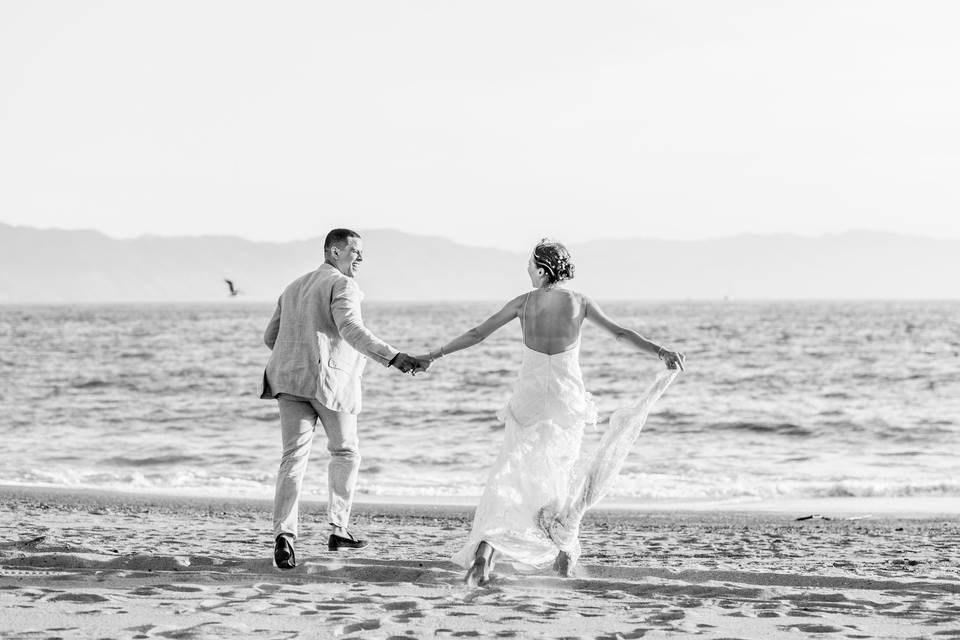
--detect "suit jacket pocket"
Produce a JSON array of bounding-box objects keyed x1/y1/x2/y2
[
  {"x1": 327, "y1": 356, "x2": 366, "y2": 378},
  {"x1": 326, "y1": 337, "x2": 363, "y2": 378},
  {"x1": 316, "y1": 332, "x2": 364, "y2": 414}
]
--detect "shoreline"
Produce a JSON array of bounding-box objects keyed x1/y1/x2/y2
[{"x1": 2, "y1": 483, "x2": 958, "y2": 519}]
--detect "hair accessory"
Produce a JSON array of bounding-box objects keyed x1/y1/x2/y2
[{"x1": 534, "y1": 239, "x2": 574, "y2": 283}]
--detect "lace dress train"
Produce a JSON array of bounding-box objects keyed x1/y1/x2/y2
[
  {"x1": 537, "y1": 368, "x2": 680, "y2": 566},
  {"x1": 451, "y1": 338, "x2": 679, "y2": 570}
]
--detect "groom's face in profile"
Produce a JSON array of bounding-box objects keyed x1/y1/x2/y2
[{"x1": 331, "y1": 237, "x2": 364, "y2": 278}]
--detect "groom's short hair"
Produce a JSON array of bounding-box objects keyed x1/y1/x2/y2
[{"x1": 324, "y1": 228, "x2": 361, "y2": 250}]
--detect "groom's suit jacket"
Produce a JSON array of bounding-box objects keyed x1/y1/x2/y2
[{"x1": 260, "y1": 263, "x2": 398, "y2": 415}]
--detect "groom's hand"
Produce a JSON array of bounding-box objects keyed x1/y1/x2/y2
[
  {"x1": 389, "y1": 352, "x2": 421, "y2": 374},
  {"x1": 411, "y1": 355, "x2": 433, "y2": 373}
]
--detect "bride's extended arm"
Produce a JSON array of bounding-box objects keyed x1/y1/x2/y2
[
  {"x1": 584, "y1": 296, "x2": 685, "y2": 370},
  {"x1": 423, "y1": 295, "x2": 525, "y2": 361}
]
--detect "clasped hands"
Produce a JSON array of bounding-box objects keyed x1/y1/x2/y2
[
  {"x1": 389, "y1": 352, "x2": 433, "y2": 375},
  {"x1": 661, "y1": 350, "x2": 685, "y2": 371}
]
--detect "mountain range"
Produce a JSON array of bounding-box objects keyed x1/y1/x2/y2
[{"x1": 0, "y1": 223, "x2": 956, "y2": 302}]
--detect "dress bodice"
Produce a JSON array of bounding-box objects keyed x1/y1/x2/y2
[{"x1": 499, "y1": 337, "x2": 597, "y2": 429}]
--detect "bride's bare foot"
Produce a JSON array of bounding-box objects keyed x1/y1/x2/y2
[
  {"x1": 465, "y1": 541, "x2": 495, "y2": 587},
  {"x1": 464, "y1": 557, "x2": 490, "y2": 587},
  {"x1": 553, "y1": 551, "x2": 575, "y2": 577}
]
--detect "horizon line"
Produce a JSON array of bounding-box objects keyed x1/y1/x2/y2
[
  {"x1": 3, "y1": 297, "x2": 959, "y2": 306},
  {"x1": 3, "y1": 221, "x2": 959, "y2": 253}
]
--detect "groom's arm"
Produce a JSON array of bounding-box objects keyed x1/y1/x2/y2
[
  {"x1": 263, "y1": 297, "x2": 281, "y2": 349},
  {"x1": 330, "y1": 278, "x2": 399, "y2": 367}
]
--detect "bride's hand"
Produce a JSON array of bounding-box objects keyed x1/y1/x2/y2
[
  {"x1": 411, "y1": 354, "x2": 434, "y2": 371},
  {"x1": 661, "y1": 350, "x2": 685, "y2": 371}
]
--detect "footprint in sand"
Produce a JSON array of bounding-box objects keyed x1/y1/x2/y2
[
  {"x1": 778, "y1": 623, "x2": 844, "y2": 633},
  {"x1": 152, "y1": 621, "x2": 252, "y2": 638},
  {"x1": 253, "y1": 582, "x2": 283, "y2": 594},
  {"x1": 340, "y1": 619, "x2": 381, "y2": 633},
  {"x1": 393, "y1": 611, "x2": 427, "y2": 623},
  {"x1": 649, "y1": 609, "x2": 685, "y2": 623},
  {"x1": 126, "y1": 624, "x2": 156, "y2": 635},
  {"x1": 596, "y1": 631, "x2": 648, "y2": 640},
  {"x1": 676, "y1": 598, "x2": 703, "y2": 609},
  {"x1": 156, "y1": 584, "x2": 206, "y2": 592},
  {"x1": 47, "y1": 592, "x2": 110, "y2": 603}
]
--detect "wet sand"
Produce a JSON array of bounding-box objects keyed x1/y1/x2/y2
[{"x1": 1, "y1": 485, "x2": 958, "y2": 639}]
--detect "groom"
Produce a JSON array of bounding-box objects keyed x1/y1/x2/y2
[{"x1": 261, "y1": 228, "x2": 427, "y2": 569}]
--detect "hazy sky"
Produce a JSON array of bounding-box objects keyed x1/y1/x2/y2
[{"x1": 1, "y1": 1, "x2": 958, "y2": 250}]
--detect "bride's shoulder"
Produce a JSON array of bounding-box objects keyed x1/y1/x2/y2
[
  {"x1": 571, "y1": 290, "x2": 597, "y2": 313},
  {"x1": 502, "y1": 292, "x2": 528, "y2": 312}
]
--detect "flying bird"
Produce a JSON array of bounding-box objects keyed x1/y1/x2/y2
[{"x1": 223, "y1": 279, "x2": 241, "y2": 297}]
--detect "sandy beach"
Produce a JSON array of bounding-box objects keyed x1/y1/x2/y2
[{"x1": 1, "y1": 485, "x2": 958, "y2": 640}]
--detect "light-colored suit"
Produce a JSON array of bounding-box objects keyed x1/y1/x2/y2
[
  {"x1": 261, "y1": 263, "x2": 398, "y2": 414},
  {"x1": 261, "y1": 263, "x2": 398, "y2": 537}
]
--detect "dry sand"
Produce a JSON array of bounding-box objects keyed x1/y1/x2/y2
[{"x1": 1, "y1": 485, "x2": 958, "y2": 639}]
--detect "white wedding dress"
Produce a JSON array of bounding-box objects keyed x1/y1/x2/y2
[{"x1": 451, "y1": 321, "x2": 680, "y2": 570}]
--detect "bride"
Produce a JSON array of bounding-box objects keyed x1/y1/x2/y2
[{"x1": 417, "y1": 239, "x2": 684, "y2": 586}]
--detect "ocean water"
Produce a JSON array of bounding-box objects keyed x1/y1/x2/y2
[{"x1": 1, "y1": 301, "x2": 958, "y2": 504}]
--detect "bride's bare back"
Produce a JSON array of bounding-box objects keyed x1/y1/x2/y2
[
  {"x1": 425, "y1": 272, "x2": 683, "y2": 372},
  {"x1": 520, "y1": 288, "x2": 585, "y2": 355}
]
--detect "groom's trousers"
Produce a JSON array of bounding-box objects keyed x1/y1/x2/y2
[{"x1": 273, "y1": 393, "x2": 360, "y2": 539}]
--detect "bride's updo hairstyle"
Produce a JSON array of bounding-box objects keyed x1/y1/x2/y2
[{"x1": 533, "y1": 238, "x2": 575, "y2": 284}]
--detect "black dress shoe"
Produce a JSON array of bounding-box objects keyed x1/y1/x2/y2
[
  {"x1": 274, "y1": 535, "x2": 296, "y2": 569},
  {"x1": 328, "y1": 531, "x2": 368, "y2": 551}
]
